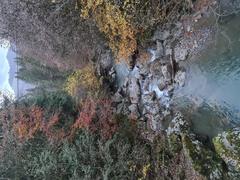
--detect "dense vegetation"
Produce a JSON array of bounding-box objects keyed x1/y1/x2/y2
[
  {"x1": 1, "y1": 0, "x2": 231, "y2": 179},
  {"x1": 0, "y1": 92, "x2": 154, "y2": 179},
  {"x1": 0, "y1": 0, "x2": 193, "y2": 66}
]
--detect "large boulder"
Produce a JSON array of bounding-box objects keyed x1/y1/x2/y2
[
  {"x1": 152, "y1": 29, "x2": 170, "y2": 41},
  {"x1": 174, "y1": 46, "x2": 189, "y2": 62},
  {"x1": 128, "y1": 77, "x2": 140, "y2": 104},
  {"x1": 155, "y1": 40, "x2": 164, "y2": 57},
  {"x1": 175, "y1": 70, "x2": 186, "y2": 87},
  {"x1": 161, "y1": 64, "x2": 172, "y2": 83},
  {"x1": 182, "y1": 134, "x2": 225, "y2": 180},
  {"x1": 97, "y1": 50, "x2": 114, "y2": 74},
  {"x1": 167, "y1": 113, "x2": 225, "y2": 179},
  {"x1": 128, "y1": 104, "x2": 140, "y2": 118},
  {"x1": 213, "y1": 128, "x2": 240, "y2": 178}
]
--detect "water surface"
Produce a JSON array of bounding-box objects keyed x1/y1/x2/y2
[{"x1": 174, "y1": 13, "x2": 240, "y2": 137}]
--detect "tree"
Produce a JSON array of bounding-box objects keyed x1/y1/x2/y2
[{"x1": 17, "y1": 56, "x2": 70, "y2": 91}]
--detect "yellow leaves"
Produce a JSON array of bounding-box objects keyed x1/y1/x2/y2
[
  {"x1": 80, "y1": 0, "x2": 137, "y2": 61},
  {"x1": 129, "y1": 161, "x2": 151, "y2": 180},
  {"x1": 100, "y1": 3, "x2": 137, "y2": 60},
  {"x1": 13, "y1": 106, "x2": 44, "y2": 140},
  {"x1": 15, "y1": 121, "x2": 28, "y2": 140},
  {"x1": 80, "y1": 0, "x2": 185, "y2": 61},
  {"x1": 64, "y1": 65, "x2": 100, "y2": 97},
  {"x1": 142, "y1": 163, "x2": 150, "y2": 179},
  {"x1": 80, "y1": 0, "x2": 104, "y2": 18}
]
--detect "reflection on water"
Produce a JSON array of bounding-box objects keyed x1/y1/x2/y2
[{"x1": 174, "y1": 13, "x2": 240, "y2": 137}]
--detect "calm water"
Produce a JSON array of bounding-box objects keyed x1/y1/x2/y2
[{"x1": 174, "y1": 13, "x2": 240, "y2": 137}]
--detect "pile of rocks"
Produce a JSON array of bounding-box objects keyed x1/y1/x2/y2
[{"x1": 111, "y1": 21, "x2": 190, "y2": 131}]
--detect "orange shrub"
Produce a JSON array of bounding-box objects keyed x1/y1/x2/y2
[
  {"x1": 11, "y1": 98, "x2": 117, "y2": 142},
  {"x1": 81, "y1": 0, "x2": 137, "y2": 61},
  {"x1": 13, "y1": 106, "x2": 66, "y2": 143},
  {"x1": 71, "y1": 98, "x2": 117, "y2": 140}
]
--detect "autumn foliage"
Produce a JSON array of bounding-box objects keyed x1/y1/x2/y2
[
  {"x1": 10, "y1": 97, "x2": 117, "y2": 143},
  {"x1": 64, "y1": 65, "x2": 101, "y2": 98},
  {"x1": 71, "y1": 98, "x2": 117, "y2": 140},
  {"x1": 80, "y1": 0, "x2": 137, "y2": 61},
  {"x1": 12, "y1": 106, "x2": 66, "y2": 142},
  {"x1": 0, "y1": 92, "x2": 154, "y2": 179},
  {"x1": 80, "y1": 0, "x2": 192, "y2": 61}
]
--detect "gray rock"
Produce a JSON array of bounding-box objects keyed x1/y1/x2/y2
[
  {"x1": 144, "y1": 103, "x2": 160, "y2": 115},
  {"x1": 116, "y1": 102, "x2": 128, "y2": 114},
  {"x1": 153, "y1": 29, "x2": 170, "y2": 41},
  {"x1": 172, "y1": 28, "x2": 183, "y2": 38},
  {"x1": 213, "y1": 128, "x2": 240, "y2": 176},
  {"x1": 193, "y1": 12, "x2": 202, "y2": 22},
  {"x1": 112, "y1": 91, "x2": 123, "y2": 103},
  {"x1": 149, "y1": 61, "x2": 162, "y2": 78},
  {"x1": 161, "y1": 64, "x2": 172, "y2": 82},
  {"x1": 98, "y1": 50, "x2": 113, "y2": 71},
  {"x1": 155, "y1": 40, "x2": 164, "y2": 57},
  {"x1": 174, "y1": 47, "x2": 189, "y2": 62},
  {"x1": 167, "y1": 112, "x2": 190, "y2": 135},
  {"x1": 128, "y1": 104, "x2": 140, "y2": 118},
  {"x1": 182, "y1": 134, "x2": 224, "y2": 180},
  {"x1": 162, "y1": 109, "x2": 170, "y2": 117},
  {"x1": 165, "y1": 47, "x2": 172, "y2": 56},
  {"x1": 142, "y1": 93, "x2": 155, "y2": 105},
  {"x1": 146, "y1": 114, "x2": 163, "y2": 131},
  {"x1": 128, "y1": 77, "x2": 140, "y2": 104},
  {"x1": 158, "y1": 78, "x2": 166, "y2": 90},
  {"x1": 175, "y1": 70, "x2": 186, "y2": 87},
  {"x1": 139, "y1": 66, "x2": 149, "y2": 76},
  {"x1": 128, "y1": 104, "x2": 138, "y2": 112},
  {"x1": 167, "y1": 85, "x2": 174, "y2": 92}
]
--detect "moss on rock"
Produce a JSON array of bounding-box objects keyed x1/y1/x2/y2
[
  {"x1": 168, "y1": 133, "x2": 183, "y2": 154},
  {"x1": 213, "y1": 128, "x2": 240, "y2": 177},
  {"x1": 182, "y1": 134, "x2": 224, "y2": 179}
]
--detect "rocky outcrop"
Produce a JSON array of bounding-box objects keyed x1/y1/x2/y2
[
  {"x1": 97, "y1": 50, "x2": 114, "y2": 75},
  {"x1": 174, "y1": 46, "x2": 189, "y2": 62},
  {"x1": 166, "y1": 112, "x2": 226, "y2": 180},
  {"x1": 152, "y1": 29, "x2": 170, "y2": 42},
  {"x1": 175, "y1": 70, "x2": 186, "y2": 87},
  {"x1": 167, "y1": 112, "x2": 190, "y2": 135},
  {"x1": 182, "y1": 134, "x2": 225, "y2": 180},
  {"x1": 106, "y1": 2, "x2": 235, "y2": 179},
  {"x1": 213, "y1": 128, "x2": 240, "y2": 178},
  {"x1": 128, "y1": 77, "x2": 140, "y2": 104},
  {"x1": 111, "y1": 20, "x2": 194, "y2": 131}
]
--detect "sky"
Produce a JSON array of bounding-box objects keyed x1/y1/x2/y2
[{"x1": 0, "y1": 45, "x2": 14, "y2": 97}]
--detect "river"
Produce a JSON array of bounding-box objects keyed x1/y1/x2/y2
[{"x1": 173, "y1": 13, "x2": 240, "y2": 137}]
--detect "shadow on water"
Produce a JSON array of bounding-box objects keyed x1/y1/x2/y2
[{"x1": 173, "y1": 13, "x2": 240, "y2": 137}]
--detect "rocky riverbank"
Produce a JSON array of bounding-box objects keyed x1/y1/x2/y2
[
  {"x1": 111, "y1": 7, "x2": 214, "y2": 131},
  {"x1": 96, "y1": 1, "x2": 240, "y2": 179}
]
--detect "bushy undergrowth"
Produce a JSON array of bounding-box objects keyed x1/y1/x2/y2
[
  {"x1": 64, "y1": 65, "x2": 101, "y2": 98},
  {"x1": 80, "y1": 0, "x2": 191, "y2": 60},
  {"x1": 0, "y1": 92, "x2": 153, "y2": 179}
]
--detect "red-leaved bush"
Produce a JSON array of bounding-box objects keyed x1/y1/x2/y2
[
  {"x1": 12, "y1": 106, "x2": 66, "y2": 143},
  {"x1": 9, "y1": 98, "x2": 117, "y2": 143},
  {"x1": 71, "y1": 98, "x2": 117, "y2": 140}
]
